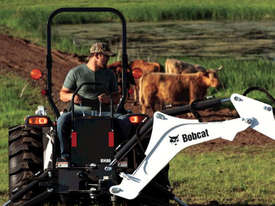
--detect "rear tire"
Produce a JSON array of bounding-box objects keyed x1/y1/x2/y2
[{"x1": 8, "y1": 125, "x2": 43, "y2": 206}]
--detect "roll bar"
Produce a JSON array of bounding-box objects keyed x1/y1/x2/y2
[{"x1": 46, "y1": 7, "x2": 128, "y2": 118}]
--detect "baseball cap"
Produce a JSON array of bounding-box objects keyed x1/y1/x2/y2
[{"x1": 89, "y1": 42, "x2": 116, "y2": 57}]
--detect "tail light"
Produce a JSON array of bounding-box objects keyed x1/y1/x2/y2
[
  {"x1": 108, "y1": 130, "x2": 114, "y2": 147},
  {"x1": 71, "y1": 131, "x2": 77, "y2": 147},
  {"x1": 128, "y1": 114, "x2": 147, "y2": 124},
  {"x1": 30, "y1": 69, "x2": 42, "y2": 80},
  {"x1": 25, "y1": 115, "x2": 51, "y2": 127},
  {"x1": 132, "y1": 68, "x2": 143, "y2": 79}
]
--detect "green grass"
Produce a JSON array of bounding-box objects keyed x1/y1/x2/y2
[
  {"x1": 0, "y1": 1, "x2": 275, "y2": 204},
  {"x1": 170, "y1": 145, "x2": 275, "y2": 205},
  {"x1": 1, "y1": 0, "x2": 275, "y2": 54},
  {"x1": 0, "y1": 72, "x2": 49, "y2": 203},
  {"x1": 0, "y1": 73, "x2": 49, "y2": 128},
  {"x1": 0, "y1": 65, "x2": 274, "y2": 205},
  {"x1": 193, "y1": 58, "x2": 275, "y2": 99},
  {"x1": 156, "y1": 57, "x2": 275, "y2": 102},
  {"x1": 0, "y1": 128, "x2": 8, "y2": 203}
]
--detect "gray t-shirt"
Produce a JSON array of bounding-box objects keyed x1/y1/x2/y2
[{"x1": 63, "y1": 64, "x2": 118, "y2": 100}]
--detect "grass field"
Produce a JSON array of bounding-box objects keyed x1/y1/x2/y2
[
  {"x1": 0, "y1": 0, "x2": 275, "y2": 205},
  {"x1": 1, "y1": 0, "x2": 275, "y2": 54},
  {"x1": 0, "y1": 63, "x2": 274, "y2": 205},
  {"x1": 0, "y1": 72, "x2": 49, "y2": 203},
  {"x1": 156, "y1": 57, "x2": 275, "y2": 102},
  {"x1": 170, "y1": 145, "x2": 275, "y2": 205}
]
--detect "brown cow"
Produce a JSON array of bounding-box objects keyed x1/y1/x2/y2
[
  {"x1": 130, "y1": 59, "x2": 163, "y2": 105},
  {"x1": 165, "y1": 58, "x2": 222, "y2": 74},
  {"x1": 107, "y1": 61, "x2": 135, "y2": 95},
  {"x1": 139, "y1": 70, "x2": 220, "y2": 114}
]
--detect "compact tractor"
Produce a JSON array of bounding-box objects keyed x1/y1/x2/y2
[{"x1": 4, "y1": 7, "x2": 275, "y2": 206}]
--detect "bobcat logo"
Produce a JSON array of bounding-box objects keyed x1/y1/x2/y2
[
  {"x1": 169, "y1": 135, "x2": 179, "y2": 145},
  {"x1": 156, "y1": 113, "x2": 168, "y2": 120}
]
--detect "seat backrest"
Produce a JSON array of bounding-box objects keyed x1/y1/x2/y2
[{"x1": 71, "y1": 116, "x2": 115, "y2": 167}]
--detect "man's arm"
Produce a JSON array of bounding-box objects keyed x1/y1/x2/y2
[{"x1": 60, "y1": 87, "x2": 81, "y2": 104}]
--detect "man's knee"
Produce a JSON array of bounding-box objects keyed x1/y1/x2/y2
[{"x1": 57, "y1": 112, "x2": 72, "y2": 127}]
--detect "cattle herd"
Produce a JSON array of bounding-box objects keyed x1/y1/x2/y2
[{"x1": 107, "y1": 59, "x2": 223, "y2": 114}]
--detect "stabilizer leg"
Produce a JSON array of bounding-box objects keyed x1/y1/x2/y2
[{"x1": 151, "y1": 182, "x2": 188, "y2": 206}]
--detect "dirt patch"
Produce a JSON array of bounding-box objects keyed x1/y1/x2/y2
[
  {"x1": 0, "y1": 33, "x2": 274, "y2": 151},
  {"x1": 0, "y1": 33, "x2": 81, "y2": 110}
]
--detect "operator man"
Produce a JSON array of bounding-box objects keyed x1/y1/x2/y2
[{"x1": 57, "y1": 42, "x2": 120, "y2": 161}]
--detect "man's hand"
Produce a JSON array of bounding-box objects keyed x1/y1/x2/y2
[
  {"x1": 60, "y1": 87, "x2": 82, "y2": 104},
  {"x1": 98, "y1": 93, "x2": 111, "y2": 104},
  {"x1": 73, "y1": 94, "x2": 82, "y2": 104}
]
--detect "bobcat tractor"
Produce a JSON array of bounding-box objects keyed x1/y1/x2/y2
[{"x1": 4, "y1": 7, "x2": 275, "y2": 206}]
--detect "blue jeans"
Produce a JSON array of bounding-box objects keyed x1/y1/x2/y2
[{"x1": 57, "y1": 110, "x2": 131, "y2": 159}]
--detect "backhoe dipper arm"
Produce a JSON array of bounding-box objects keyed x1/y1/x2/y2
[
  {"x1": 110, "y1": 93, "x2": 275, "y2": 200},
  {"x1": 110, "y1": 97, "x2": 229, "y2": 166}
]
